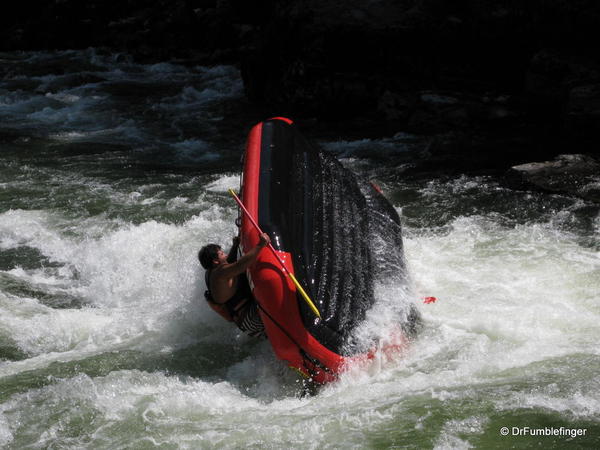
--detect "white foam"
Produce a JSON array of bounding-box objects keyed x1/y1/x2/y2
[
  {"x1": 433, "y1": 434, "x2": 473, "y2": 450},
  {"x1": 0, "y1": 410, "x2": 12, "y2": 448},
  {"x1": 204, "y1": 174, "x2": 240, "y2": 192},
  {"x1": 44, "y1": 92, "x2": 80, "y2": 104},
  {"x1": 403, "y1": 215, "x2": 600, "y2": 379},
  {"x1": 2, "y1": 176, "x2": 597, "y2": 392},
  {"x1": 0, "y1": 370, "x2": 287, "y2": 448},
  {"x1": 499, "y1": 387, "x2": 600, "y2": 419},
  {"x1": 0, "y1": 210, "x2": 65, "y2": 255},
  {"x1": 48, "y1": 121, "x2": 145, "y2": 144},
  {"x1": 420, "y1": 175, "x2": 492, "y2": 196},
  {"x1": 49, "y1": 130, "x2": 87, "y2": 140},
  {"x1": 0, "y1": 294, "x2": 114, "y2": 355},
  {"x1": 309, "y1": 212, "x2": 600, "y2": 426},
  {"x1": 0, "y1": 204, "x2": 241, "y2": 368}
]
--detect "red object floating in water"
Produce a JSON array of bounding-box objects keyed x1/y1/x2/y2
[
  {"x1": 423, "y1": 297, "x2": 438, "y2": 304},
  {"x1": 370, "y1": 181, "x2": 383, "y2": 194}
]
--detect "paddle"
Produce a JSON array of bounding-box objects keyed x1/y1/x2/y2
[{"x1": 228, "y1": 188, "x2": 322, "y2": 319}]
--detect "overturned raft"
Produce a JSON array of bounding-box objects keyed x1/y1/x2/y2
[{"x1": 239, "y1": 117, "x2": 417, "y2": 383}]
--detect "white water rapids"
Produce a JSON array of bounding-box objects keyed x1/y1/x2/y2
[{"x1": 0, "y1": 49, "x2": 598, "y2": 449}]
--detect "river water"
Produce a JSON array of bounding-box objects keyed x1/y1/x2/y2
[{"x1": 0, "y1": 49, "x2": 598, "y2": 449}]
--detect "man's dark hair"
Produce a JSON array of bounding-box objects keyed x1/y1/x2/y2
[{"x1": 198, "y1": 244, "x2": 221, "y2": 270}]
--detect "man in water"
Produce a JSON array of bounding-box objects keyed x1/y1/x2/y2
[{"x1": 198, "y1": 233, "x2": 270, "y2": 337}]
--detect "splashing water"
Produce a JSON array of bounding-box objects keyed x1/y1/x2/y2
[{"x1": 0, "y1": 50, "x2": 598, "y2": 448}]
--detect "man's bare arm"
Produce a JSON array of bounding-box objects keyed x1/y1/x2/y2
[{"x1": 213, "y1": 233, "x2": 270, "y2": 280}]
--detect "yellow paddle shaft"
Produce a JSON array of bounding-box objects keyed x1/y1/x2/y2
[{"x1": 288, "y1": 272, "x2": 321, "y2": 318}]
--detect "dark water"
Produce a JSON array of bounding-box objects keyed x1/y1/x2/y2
[{"x1": 0, "y1": 49, "x2": 598, "y2": 448}]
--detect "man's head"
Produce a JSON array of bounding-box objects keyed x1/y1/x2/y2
[{"x1": 198, "y1": 244, "x2": 226, "y2": 270}]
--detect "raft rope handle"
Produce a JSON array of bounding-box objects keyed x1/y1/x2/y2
[
  {"x1": 254, "y1": 300, "x2": 334, "y2": 380},
  {"x1": 228, "y1": 189, "x2": 322, "y2": 319}
]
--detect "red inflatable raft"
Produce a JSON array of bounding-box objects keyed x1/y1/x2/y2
[{"x1": 237, "y1": 117, "x2": 419, "y2": 384}]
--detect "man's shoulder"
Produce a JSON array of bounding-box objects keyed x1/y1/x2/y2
[{"x1": 211, "y1": 264, "x2": 233, "y2": 279}]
